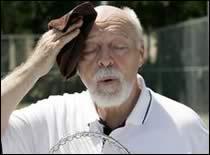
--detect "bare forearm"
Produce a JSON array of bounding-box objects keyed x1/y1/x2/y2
[
  {"x1": 1, "y1": 62, "x2": 39, "y2": 134},
  {"x1": 1, "y1": 19, "x2": 82, "y2": 136}
]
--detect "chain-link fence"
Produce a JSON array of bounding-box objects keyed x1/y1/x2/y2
[
  {"x1": 1, "y1": 34, "x2": 86, "y2": 104},
  {"x1": 1, "y1": 17, "x2": 209, "y2": 128},
  {"x1": 142, "y1": 17, "x2": 209, "y2": 128}
]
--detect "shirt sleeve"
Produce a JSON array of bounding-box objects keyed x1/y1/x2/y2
[
  {"x1": 1, "y1": 98, "x2": 51, "y2": 154},
  {"x1": 184, "y1": 111, "x2": 209, "y2": 154}
]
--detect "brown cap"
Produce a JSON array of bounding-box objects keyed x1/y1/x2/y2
[{"x1": 48, "y1": 2, "x2": 97, "y2": 79}]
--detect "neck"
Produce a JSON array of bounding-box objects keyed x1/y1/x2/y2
[{"x1": 95, "y1": 78, "x2": 141, "y2": 129}]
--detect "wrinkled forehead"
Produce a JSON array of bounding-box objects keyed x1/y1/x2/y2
[
  {"x1": 89, "y1": 5, "x2": 134, "y2": 37},
  {"x1": 95, "y1": 5, "x2": 128, "y2": 22}
]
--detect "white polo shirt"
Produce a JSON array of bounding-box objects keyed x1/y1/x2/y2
[{"x1": 1, "y1": 75, "x2": 209, "y2": 154}]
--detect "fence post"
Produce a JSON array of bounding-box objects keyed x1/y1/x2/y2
[
  {"x1": 9, "y1": 36, "x2": 16, "y2": 70},
  {"x1": 25, "y1": 35, "x2": 34, "y2": 59}
]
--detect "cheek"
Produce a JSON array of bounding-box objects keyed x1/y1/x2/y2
[
  {"x1": 130, "y1": 54, "x2": 141, "y2": 74},
  {"x1": 78, "y1": 57, "x2": 92, "y2": 74},
  {"x1": 116, "y1": 54, "x2": 140, "y2": 80},
  {"x1": 127, "y1": 60, "x2": 139, "y2": 76},
  {"x1": 78, "y1": 61, "x2": 94, "y2": 86}
]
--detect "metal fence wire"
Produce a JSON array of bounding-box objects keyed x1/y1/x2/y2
[
  {"x1": 1, "y1": 17, "x2": 209, "y2": 127},
  {"x1": 142, "y1": 17, "x2": 209, "y2": 114}
]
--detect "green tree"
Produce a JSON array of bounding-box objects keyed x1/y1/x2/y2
[{"x1": 1, "y1": 1, "x2": 207, "y2": 34}]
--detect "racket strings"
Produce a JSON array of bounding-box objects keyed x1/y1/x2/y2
[{"x1": 49, "y1": 132, "x2": 130, "y2": 154}]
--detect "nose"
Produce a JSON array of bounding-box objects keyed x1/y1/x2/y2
[{"x1": 97, "y1": 46, "x2": 114, "y2": 67}]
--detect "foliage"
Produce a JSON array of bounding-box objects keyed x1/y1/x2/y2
[{"x1": 1, "y1": 1, "x2": 207, "y2": 34}]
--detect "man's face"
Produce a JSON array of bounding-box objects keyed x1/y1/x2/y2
[{"x1": 78, "y1": 7, "x2": 143, "y2": 107}]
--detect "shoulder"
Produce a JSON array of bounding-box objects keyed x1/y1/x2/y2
[
  {"x1": 151, "y1": 90, "x2": 198, "y2": 119},
  {"x1": 19, "y1": 90, "x2": 89, "y2": 109},
  {"x1": 11, "y1": 90, "x2": 90, "y2": 122},
  {"x1": 150, "y1": 89, "x2": 208, "y2": 130},
  {"x1": 149, "y1": 90, "x2": 209, "y2": 153},
  {"x1": 2, "y1": 91, "x2": 92, "y2": 153}
]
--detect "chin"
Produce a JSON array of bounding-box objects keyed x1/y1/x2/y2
[
  {"x1": 93, "y1": 95, "x2": 125, "y2": 108},
  {"x1": 89, "y1": 81, "x2": 133, "y2": 108}
]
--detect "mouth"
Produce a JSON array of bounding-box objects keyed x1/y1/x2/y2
[{"x1": 97, "y1": 77, "x2": 119, "y2": 84}]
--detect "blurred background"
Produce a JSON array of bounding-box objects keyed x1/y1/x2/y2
[{"x1": 1, "y1": 1, "x2": 209, "y2": 128}]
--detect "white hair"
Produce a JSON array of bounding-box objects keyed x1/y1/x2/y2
[{"x1": 122, "y1": 7, "x2": 144, "y2": 49}]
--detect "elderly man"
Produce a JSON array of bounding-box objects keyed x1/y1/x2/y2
[{"x1": 1, "y1": 4, "x2": 209, "y2": 154}]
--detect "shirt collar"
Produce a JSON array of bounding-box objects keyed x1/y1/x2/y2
[
  {"x1": 86, "y1": 74, "x2": 152, "y2": 127},
  {"x1": 126, "y1": 74, "x2": 152, "y2": 126},
  {"x1": 84, "y1": 93, "x2": 104, "y2": 133}
]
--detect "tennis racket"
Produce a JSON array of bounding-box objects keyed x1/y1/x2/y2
[{"x1": 49, "y1": 131, "x2": 130, "y2": 154}]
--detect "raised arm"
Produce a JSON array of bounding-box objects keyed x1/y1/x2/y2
[{"x1": 1, "y1": 19, "x2": 83, "y2": 136}]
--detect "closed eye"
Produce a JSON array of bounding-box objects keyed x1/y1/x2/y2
[
  {"x1": 83, "y1": 49, "x2": 95, "y2": 54},
  {"x1": 83, "y1": 48, "x2": 96, "y2": 55},
  {"x1": 112, "y1": 45, "x2": 128, "y2": 51},
  {"x1": 114, "y1": 46, "x2": 127, "y2": 49},
  {"x1": 83, "y1": 43, "x2": 99, "y2": 54}
]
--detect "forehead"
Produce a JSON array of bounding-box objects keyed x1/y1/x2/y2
[
  {"x1": 87, "y1": 6, "x2": 134, "y2": 39},
  {"x1": 88, "y1": 23, "x2": 130, "y2": 40},
  {"x1": 94, "y1": 5, "x2": 128, "y2": 22}
]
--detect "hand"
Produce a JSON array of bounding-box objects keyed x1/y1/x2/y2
[{"x1": 26, "y1": 19, "x2": 83, "y2": 79}]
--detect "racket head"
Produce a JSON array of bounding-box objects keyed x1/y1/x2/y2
[{"x1": 49, "y1": 131, "x2": 130, "y2": 154}]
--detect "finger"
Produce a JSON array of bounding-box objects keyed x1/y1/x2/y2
[
  {"x1": 55, "y1": 29, "x2": 80, "y2": 53},
  {"x1": 66, "y1": 19, "x2": 83, "y2": 33},
  {"x1": 50, "y1": 19, "x2": 83, "y2": 42},
  {"x1": 55, "y1": 19, "x2": 83, "y2": 41},
  {"x1": 50, "y1": 29, "x2": 64, "y2": 42},
  {"x1": 39, "y1": 29, "x2": 59, "y2": 45},
  {"x1": 52, "y1": 29, "x2": 63, "y2": 36},
  {"x1": 44, "y1": 19, "x2": 83, "y2": 43},
  {"x1": 42, "y1": 29, "x2": 59, "y2": 39},
  {"x1": 36, "y1": 30, "x2": 56, "y2": 47}
]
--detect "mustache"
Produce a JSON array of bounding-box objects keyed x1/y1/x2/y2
[{"x1": 93, "y1": 68, "x2": 122, "y2": 81}]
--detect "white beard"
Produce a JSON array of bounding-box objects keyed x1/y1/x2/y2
[{"x1": 87, "y1": 68, "x2": 134, "y2": 108}]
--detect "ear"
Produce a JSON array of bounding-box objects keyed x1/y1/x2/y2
[{"x1": 137, "y1": 43, "x2": 145, "y2": 68}]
